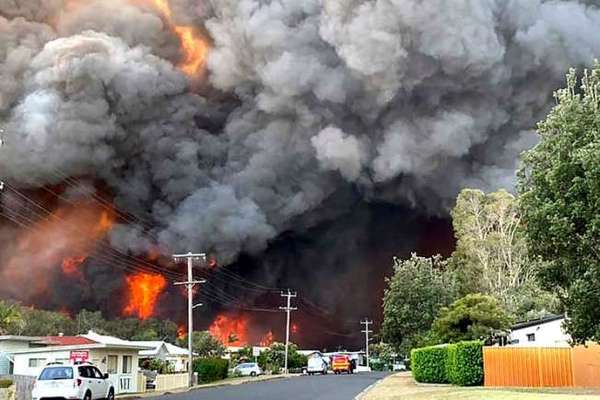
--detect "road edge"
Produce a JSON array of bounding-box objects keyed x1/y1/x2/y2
[
  {"x1": 117, "y1": 374, "x2": 293, "y2": 399},
  {"x1": 354, "y1": 374, "x2": 388, "y2": 400}
]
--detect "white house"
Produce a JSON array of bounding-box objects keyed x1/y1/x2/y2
[
  {"x1": 10, "y1": 331, "x2": 151, "y2": 394},
  {"x1": 135, "y1": 341, "x2": 190, "y2": 372},
  {"x1": 0, "y1": 336, "x2": 42, "y2": 375},
  {"x1": 508, "y1": 314, "x2": 571, "y2": 347}
]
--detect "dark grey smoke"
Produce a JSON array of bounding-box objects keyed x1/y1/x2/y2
[{"x1": 2, "y1": 0, "x2": 600, "y2": 309}]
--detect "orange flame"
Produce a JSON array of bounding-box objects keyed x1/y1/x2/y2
[
  {"x1": 144, "y1": 0, "x2": 208, "y2": 77},
  {"x1": 123, "y1": 272, "x2": 167, "y2": 320},
  {"x1": 62, "y1": 256, "x2": 87, "y2": 278},
  {"x1": 177, "y1": 325, "x2": 186, "y2": 340},
  {"x1": 292, "y1": 323, "x2": 298, "y2": 334},
  {"x1": 259, "y1": 331, "x2": 274, "y2": 347},
  {"x1": 1, "y1": 199, "x2": 115, "y2": 300},
  {"x1": 209, "y1": 314, "x2": 248, "y2": 346}
]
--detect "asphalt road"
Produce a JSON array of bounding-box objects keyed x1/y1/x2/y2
[{"x1": 161, "y1": 372, "x2": 389, "y2": 400}]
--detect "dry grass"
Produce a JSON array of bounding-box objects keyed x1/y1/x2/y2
[{"x1": 362, "y1": 373, "x2": 600, "y2": 400}]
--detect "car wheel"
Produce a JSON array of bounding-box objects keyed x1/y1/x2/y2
[
  {"x1": 83, "y1": 391, "x2": 92, "y2": 400},
  {"x1": 250, "y1": 371, "x2": 257, "y2": 377},
  {"x1": 107, "y1": 389, "x2": 114, "y2": 400}
]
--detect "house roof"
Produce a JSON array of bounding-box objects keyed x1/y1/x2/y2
[
  {"x1": 11, "y1": 331, "x2": 153, "y2": 354},
  {"x1": 0, "y1": 336, "x2": 41, "y2": 342},
  {"x1": 36, "y1": 337, "x2": 97, "y2": 346},
  {"x1": 136, "y1": 341, "x2": 192, "y2": 357},
  {"x1": 512, "y1": 314, "x2": 565, "y2": 330}
]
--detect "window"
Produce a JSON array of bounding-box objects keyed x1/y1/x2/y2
[
  {"x1": 28, "y1": 358, "x2": 47, "y2": 368},
  {"x1": 122, "y1": 355, "x2": 132, "y2": 374},
  {"x1": 92, "y1": 367, "x2": 104, "y2": 379},
  {"x1": 78, "y1": 366, "x2": 93, "y2": 378},
  {"x1": 107, "y1": 355, "x2": 118, "y2": 374},
  {"x1": 39, "y1": 367, "x2": 73, "y2": 380},
  {"x1": 527, "y1": 333, "x2": 536, "y2": 342}
]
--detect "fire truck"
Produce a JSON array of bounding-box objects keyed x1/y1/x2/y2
[{"x1": 331, "y1": 354, "x2": 352, "y2": 374}]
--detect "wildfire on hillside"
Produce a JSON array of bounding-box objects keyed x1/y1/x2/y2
[
  {"x1": 0, "y1": 198, "x2": 115, "y2": 299},
  {"x1": 209, "y1": 313, "x2": 249, "y2": 346},
  {"x1": 123, "y1": 272, "x2": 167, "y2": 320}
]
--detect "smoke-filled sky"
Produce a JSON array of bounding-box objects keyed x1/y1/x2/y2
[{"x1": 1, "y1": 0, "x2": 600, "y2": 343}]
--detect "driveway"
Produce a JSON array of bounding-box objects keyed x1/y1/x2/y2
[{"x1": 160, "y1": 372, "x2": 389, "y2": 400}]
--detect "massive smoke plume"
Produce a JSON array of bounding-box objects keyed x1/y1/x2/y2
[{"x1": 1, "y1": 0, "x2": 600, "y2": 345}]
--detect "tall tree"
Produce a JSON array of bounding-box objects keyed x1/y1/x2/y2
[
  {"x1": 518, "y1": 65, "x2": 600, "y2": 343},
  {"x1": 431, "y1": 293, "x2": 513, "y2": 343},
  {"x1": 450, "y1": 188, "x2": 557, "y2": 317},
  {"x1": 177, "y1": 331, "x2": 225, "y2": 358},
  {"x1": 382, "y1": 254, "x2": 456, "y2": 355}
]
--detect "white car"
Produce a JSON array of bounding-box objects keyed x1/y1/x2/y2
[
  {"x1": 305, "y1": 356, "x2": 328, "y2": 375},
  {"x1": 32, "y1": 364, "x2": 115, "y2": 400},
  {"x1": 233, "y1": 362, "x2": 263, "y2": 377}
]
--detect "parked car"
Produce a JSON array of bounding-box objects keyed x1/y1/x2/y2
[
  {"x1": 305, "y1": 354, "x2": 328, "y2": 375},
  {"x1": 232, "y1": 362, "x2": 263, "y2": 377},
  {"x1": 392, "y1": 362, "x2": 407, "y2": 371},
  {"x1": 32, "y1": 363, "x2": 115, "y2": 400},
  {"x1": 331, "y1": 355, "x2": 352, "y2": 374}
]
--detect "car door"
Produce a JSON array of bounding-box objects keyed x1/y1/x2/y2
[{"x1": 92, "y1": 367, "x2": 109, "y2": 398}]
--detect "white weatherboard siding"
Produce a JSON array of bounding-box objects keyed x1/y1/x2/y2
[{"x1": 509, "y1": 318, "x2": 571, "y2": 347}]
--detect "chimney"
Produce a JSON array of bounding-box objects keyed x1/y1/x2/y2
[{"x1": 58, "y1": 332, "x2": 64, "y2": 337}]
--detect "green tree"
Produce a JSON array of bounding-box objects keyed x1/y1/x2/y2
[
  {"x1": 0, "y1": 301, "x2": 24, "y2": 334},
  {"x1": 19, "y1": 308, "x2": 76, "y2": 336},
  {"x1": 177, "y1": 331, "x2": 225, "y2": 358},
  {"x1": 257, "y1": 342, "x2": 306, "y2": 372},
  {"x1": 431, "y1": 294, "x2": 512, "y2": 343},
  {"x1": 382, "y1": 254, "x2": 456, "y2": 355},
  {"x1": 450, "y1": 188, "x2": 558, "y2": 317},
  {"x1": 518, "y1": 65, "x2": 600, "y2": 343}
]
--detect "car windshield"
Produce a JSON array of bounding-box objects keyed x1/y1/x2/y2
[{"x1": 39, "y1": 367, "x2": 74, "y2": 380}]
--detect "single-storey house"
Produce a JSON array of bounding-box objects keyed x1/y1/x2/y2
[
  {"x1": 508, "y1": 314, "x2": 571, "y2": 347},
  {"x1": 135, "y1": 341, "x2": 190, "y2": 372},
  {"x1": 10, "y1": 331, "x2": 151, "y2": 394},
  {"x1": 0, "y1": 336, "x2": 42, "y2": 375}
]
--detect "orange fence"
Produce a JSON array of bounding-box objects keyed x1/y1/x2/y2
[{"x1": 483, "y1": 345, "x2": 600, "y2": 388}]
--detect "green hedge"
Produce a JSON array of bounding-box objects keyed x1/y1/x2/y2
[
  {"x1": 411, "y1": 345, "x2": 449, "y2": 383},
  {"x1": 192, "y1": 358, "x2": 229, "y2": 383},
  {"x1": 412, "y1": 341, "x2": 483, "y2": 386},
  {"x1": 447, "y1": 341, "x2": 483, "y2": 386}
]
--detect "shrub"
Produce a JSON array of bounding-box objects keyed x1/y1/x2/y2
[
  {"x1": 192, "y1": 358, "x2": 229, "y2": 383},
  {"x1": 446, "y1": 341, "x2": 483, "y2": 386},
  {"x1": 411, "y1": 345, "x2": 448, "y2": 383},
  {"x1": 0, "y1": 379, "x2": 12, "y2": 389}
]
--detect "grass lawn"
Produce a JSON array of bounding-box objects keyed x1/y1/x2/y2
[{"x1": 362, "y1": 373, "x2": 600, "y2": 400}]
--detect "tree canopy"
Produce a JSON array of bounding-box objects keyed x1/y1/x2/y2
[
  {"x1": 431, "y1": 293, "x2": 513, "y2": 343},
  {"x1": 177, "y1": 331, "x2": 225, "y2": 358},
  {"x1": 450, "y1": 188, "x2": 558, "y2": 318},
  {"x1": 518, "y1": 65, "x2": 600, "y2": 343},
  {"x1": 382, "y1": 254, "x2": 455, "y2": 354}
]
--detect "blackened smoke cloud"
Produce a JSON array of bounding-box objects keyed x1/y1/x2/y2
[{"x1": 2, "y1": 0, "x2": 600, "y2": 268}]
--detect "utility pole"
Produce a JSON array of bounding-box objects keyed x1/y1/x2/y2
[
  {"x1": 361, "y1": 318, "x2": 373, "y2": 370},
  {"x1": 174, "y1": 252, "x2": 206, "y2": 387},
  {"x1": 279, "y1": 289, "x2": 297, "y2": 374}
]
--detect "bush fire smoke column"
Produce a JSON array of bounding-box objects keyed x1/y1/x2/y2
[
  {"x1": 173, "y1": 252, "x2": 206, "y2": 387},
  {"x1": 279, "y1": 289, "x2": 297, "y2": 374}
]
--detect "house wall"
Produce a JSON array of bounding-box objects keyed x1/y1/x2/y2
[
  {"x1": 509, "y1": 319, "x2": 571, "y2": 347},
  {"x1": 0, "y1": 340, "x2": 34, "y2": 375}
]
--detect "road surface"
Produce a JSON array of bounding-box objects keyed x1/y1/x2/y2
[{"x1": 161, "y1": 372, "x2": 389, "y2": 400}]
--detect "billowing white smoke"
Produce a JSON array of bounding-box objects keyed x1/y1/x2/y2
[{"x1": 2, "y1": 0, "x2": 600, "y2": 264}]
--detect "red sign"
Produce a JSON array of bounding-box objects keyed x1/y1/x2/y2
[{"x1": 69, "y1": 350, "x2": 89, "y2": 363}]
